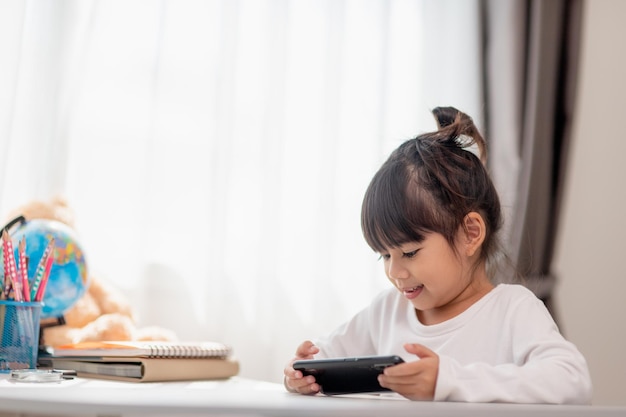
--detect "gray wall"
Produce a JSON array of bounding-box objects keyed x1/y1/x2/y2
[{"x1": 553, "y1": 0, "x2": 626, "y2": 406}]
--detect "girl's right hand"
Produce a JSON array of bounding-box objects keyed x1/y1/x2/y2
[{"x1": 283, "y1": 340, "x2": 321, "y2": 394}]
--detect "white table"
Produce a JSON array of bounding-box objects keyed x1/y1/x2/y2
[{"x1": 0, "y1": 375, "x2": 622, "y2": 417}]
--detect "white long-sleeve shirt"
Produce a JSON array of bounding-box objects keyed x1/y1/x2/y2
[{"x1": 313, "y1": 284, "x2": 592, "y2": 404}]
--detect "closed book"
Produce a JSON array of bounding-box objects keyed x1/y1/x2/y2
[
  {"x1": 49, "y1": 341, "x2": 231, "y2": 359},
  {"x1": 39, "y1": 356, "x2": 240, "y2": 382}
]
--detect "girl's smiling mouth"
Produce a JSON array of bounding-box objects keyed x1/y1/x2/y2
[{"x1": 402, "y1": 285, "x2": 424, "y2": 299}]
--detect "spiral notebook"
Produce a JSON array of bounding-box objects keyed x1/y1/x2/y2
[
  {"x1": 38, "y1": 356, "x2": 240, "y2": 382},
  {"x1": 49, "y1": 341, "x2": 232, "y2": 359}
]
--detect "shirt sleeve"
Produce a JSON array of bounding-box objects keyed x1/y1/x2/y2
[{"x1": 434, "y1": 294, "x2": 593, "y2": 404}]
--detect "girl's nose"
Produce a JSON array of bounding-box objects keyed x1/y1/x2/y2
[{"x1": 387, "y1": 259, "x2": 409, "y2": 281}]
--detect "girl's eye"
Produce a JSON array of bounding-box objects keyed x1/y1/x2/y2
[
  {"x1": 403, "y1": 250, "x2": 419, "y2": 259},
  {"x1": 379, "y1": 253, "x2": 391, "y2": 261}
]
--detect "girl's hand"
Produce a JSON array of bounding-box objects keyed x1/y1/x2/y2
[
  {"x1": 378, "y1": 343, "x2": 439, "y2": 401},
  {"x1": 283, "y1": 340, "x2": 321, "y2": 395}
]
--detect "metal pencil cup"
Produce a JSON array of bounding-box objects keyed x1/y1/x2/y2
[{"x1": 0, "y1": 300, "x2": 43, "y2": 372}]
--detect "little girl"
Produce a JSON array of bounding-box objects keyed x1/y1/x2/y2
[{"x1": 283, "y1": 106, "x2": 592, "y2": 404}]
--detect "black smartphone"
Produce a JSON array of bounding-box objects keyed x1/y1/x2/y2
[{"x1": 292, "y1": 355, "x2": 405, "y2": 395}]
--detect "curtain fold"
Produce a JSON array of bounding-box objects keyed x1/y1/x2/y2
[{"x1": 484, "y1": 0, "x2": 583, "y2": 315}]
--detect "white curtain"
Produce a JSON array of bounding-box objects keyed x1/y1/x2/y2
[{"x1": 0, "y1": 0, "x2": 484, "y2": 383}]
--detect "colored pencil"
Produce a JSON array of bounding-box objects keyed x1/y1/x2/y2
[
  {"x1": 34, "y1": 250, "x2": 54, "y2": 302},
  {"x1": 18, "y1": 238, "x2": 31, "y2": 301},
  {"x1": 1, "y1": 230, "x2": 10, "y2": 300},
  {"x1": 31, "y1": 237, "x2": 55, "y2": 301},
  {"x1": 2, "y1": 230, "x2": 21, "y2": 301}
]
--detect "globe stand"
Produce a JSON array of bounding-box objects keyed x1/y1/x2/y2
[
  {"x1": 3, "y1": 215, "x2": 26, "y2": 234},
  {"x1": 38, "y1": 315, "x2": 66, "y2": 347},
  {"x1": 36, "y1": 316, "x2": 67, "y2": 367}
]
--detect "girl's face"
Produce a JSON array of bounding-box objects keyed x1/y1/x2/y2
[{"x1": 380, "y1": 229, "x2": 492, "y2": 326}]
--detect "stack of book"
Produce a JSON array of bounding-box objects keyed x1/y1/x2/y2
[{"x1": 38, "y1": 341, "x2": 239, "y2": 382}]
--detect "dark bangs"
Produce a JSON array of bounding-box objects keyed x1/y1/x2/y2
[{"x1": 361, "y1": 154, "x2": 458, "y2": 253}]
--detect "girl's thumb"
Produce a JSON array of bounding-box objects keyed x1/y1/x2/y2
[{"x1": 404, "y1": 343, "x2": 435, "y2": 359}]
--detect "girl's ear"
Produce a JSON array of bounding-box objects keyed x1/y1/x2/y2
[{"x1": 462, "y1": 212, "x2": 486, "y2": 257}]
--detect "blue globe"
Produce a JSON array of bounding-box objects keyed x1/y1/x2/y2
[{"x1": 3, "y1": 218, "x2": 89, "y2": 318}]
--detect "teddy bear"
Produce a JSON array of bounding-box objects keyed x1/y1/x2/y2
[{"x1": 3, "y1": 196, "x2": 178, "y2": 346}]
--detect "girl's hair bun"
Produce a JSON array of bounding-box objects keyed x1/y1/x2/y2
[
  {"x1": 430, "y1": 106, "x2": 487, "y2": 164},
  {"x1": 432, "y1": 106, "x2": 461, "y2": 129}
]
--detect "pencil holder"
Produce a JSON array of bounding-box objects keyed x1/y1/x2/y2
[{"x1": 0, "y1": 300, "x2": 43, "y2": 372}]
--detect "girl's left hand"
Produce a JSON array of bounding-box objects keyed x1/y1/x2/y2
[{"x1": 377, "y1": 343, "x2": 439, "y2": 401}]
